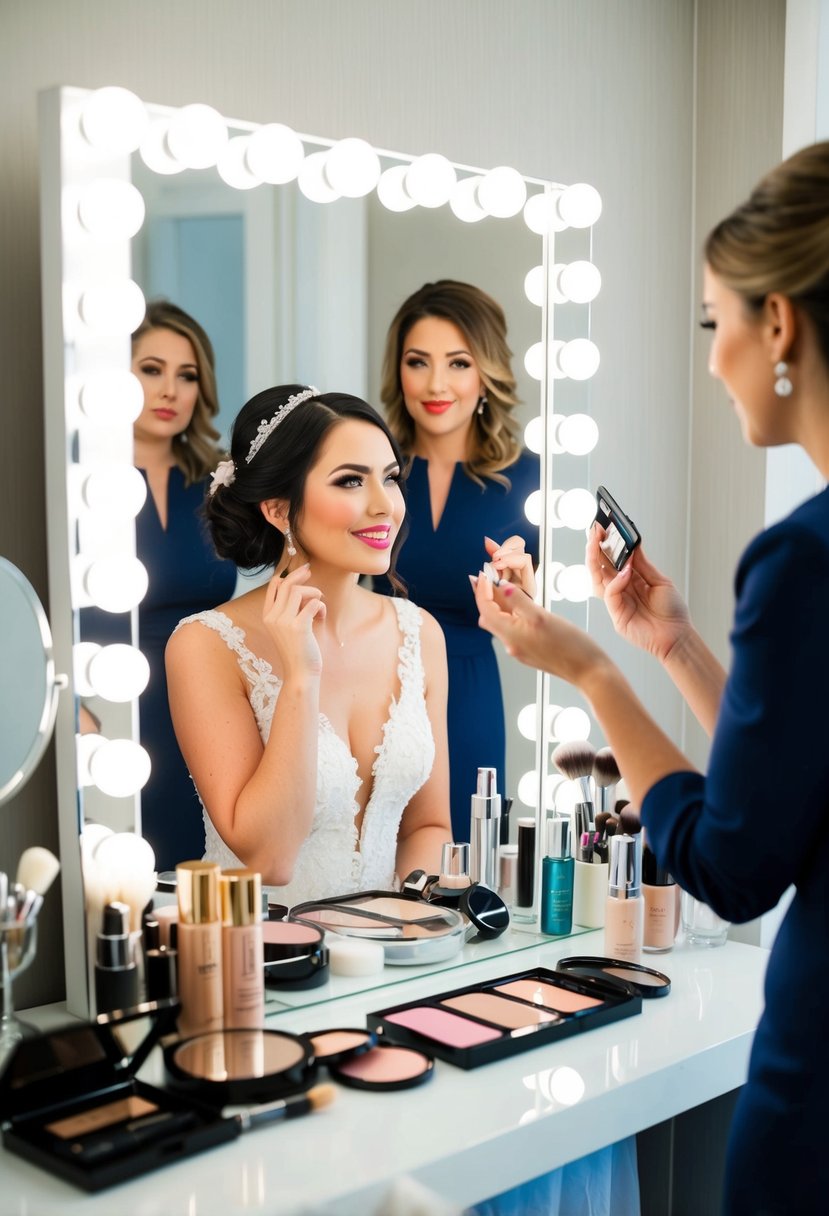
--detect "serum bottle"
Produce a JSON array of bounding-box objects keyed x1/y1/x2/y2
[
  {"x1": 220, "y1": 869, "x2": 264, "y2": 1028},
  {"x1": 176, "y1": 860, "x2": 223, "y2": 1036},
  {"x1": 604, "y1": 834, "x2": 643, "y2": 963},
  {"x1": 469, "y1": 767, "x2": 502, "y2": 892},
  {"x1": 540, "y1": 816, "x2": 574, "y2": 936}
]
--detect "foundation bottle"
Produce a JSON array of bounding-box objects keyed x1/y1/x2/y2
[
  {"x1": 604, "y1": 834, "x2": 643, "y2": 963},
  {"x1": 176, "y1": 860, "x2": 223, "y2": 1036},
  {"x1": 220, "y1": 868, "x2": 264, "y2": 1028},
  {"x1": 641, "y1": 844, "x2": 678, "y2": 953}
]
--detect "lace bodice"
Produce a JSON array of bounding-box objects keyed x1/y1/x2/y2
[{"x1": 175, "y1": 598, "x2": 435, "y2": 907}]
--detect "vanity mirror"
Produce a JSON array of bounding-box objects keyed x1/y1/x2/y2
[{"x1": 39, "y1": 85, "x2": 602, "y2": 1016}]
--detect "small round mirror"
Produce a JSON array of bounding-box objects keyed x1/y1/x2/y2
[{"x1": 0, "y1": 557, "x2": 63, "y2": 805}]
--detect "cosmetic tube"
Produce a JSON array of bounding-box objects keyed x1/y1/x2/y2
[
  {"x1": 176, "y1": 861, "x2": 223, "y2": 1036},
  {"x1": 513, "y1": 817, "x2": 536, "y2": 922},
  {"x1": 498, "y1": 844, "x2": 518, "y2": 906},
  {"x1": 220, "y1": 869, "x2": 264, "y2": 1028},
  {"x1": 540, "y1": 817, "x2": 573, "y2": 936},
  {"x1": 642, "y1": 845, "x2": 678, "y2": 953},
  {"x1": 94, "y1": 901, "x2": 139, "y2": 1014},
  {"x1": 604, "y1": 834, "x2": 643, "y2": 963},
  {"x1": 469, "y1": 767, "x2": 501, "y2": 892}
]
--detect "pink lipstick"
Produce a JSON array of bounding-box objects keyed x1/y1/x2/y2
[
  {"x1": 352, "y1": 527, "x2": 392, "y2": 550},
  {"x1": 422, "y1": 401, "x2": 453, "y2": 415}
]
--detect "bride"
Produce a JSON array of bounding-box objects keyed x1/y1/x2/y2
[{"x1": 166, "y1": 385, "x2": 451, "y2": 903}]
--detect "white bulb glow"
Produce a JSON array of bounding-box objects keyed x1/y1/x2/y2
[
  {"x1": 79, "y1": 87, "x2": 148, "y2": 154},
  {"x1": 77, "y1": 733, "x2": 107, "y2": 788},
  {"x1": 94, "y1": 830, "x2": 156, "y2": 877},
  {"x1": 84, "y1": 556, "x2": 148, "y2": 613},
  {"x1": 77, "y1": 179, "x2": 146, "y2": 241},
  {"x1": 524, "y1": 266, "x2": 545, "y2": 307},
  {"x1": 79, "y1": 280, "x2": 146, "y2": 336},
  {"x1": 547, "y1": 490, "x2": 565, "y2": 529},
  {"x1": 556, "y1": 413, "x2": 599, "y2": 455},
  {"x1": 165, "y1": 103, "x2": 227, "y2": 169},
  {"x1": 90, "y1": 740, "x2": 152, "y2": 798},
  {"x1": 557, "y1": 338, "x2": 600, "y2": 381},
  {"x1": 552, "y1": 706, "x2": 592, "y2": 742},
  {"x1": 554, "y1": 488, "x2": 596, "y2": 531},
  {"x1": 88, "y1": 644, "x2": 150, "y2": 702},
  {"x1": 558, "y1": 260, "x2": 602, "y2": 303},
  {"x1": 324, "y1": 138, "x2": 381, "y2": 197},
  {"x1": 517, "y1": 704, "x2": 538, "y2": 742},
  {"x1": 524, "y1": 488, "x2": 543, "y2": 526},
  {"x1": 557, "y1": 182, "x2": 602, "y2": 228},
  {"x1": 139, "y1": 120, "x2": 185, "y2": 176},
  {"x1": 80, "y1": 820, "x2": 113, "y2": 856},
  {"x1": 82, "y1": 464, "x2": 147, "y2": 518},
  {"x1": 73, "y1": 642, "x2": 102, "y2": 697},
  {"x1": 555, "y1": 780, "x2": 579, "y2": 815},
  {"x1": 216, "y1": 136, "x2": 260, "y2": 190},
  {"x1": 555, "y1": 563, "x2": 592, "y2": 602},
  {"x1": 546, "y1": 560, "x2": 566, "y2": 601},
  {"x1": 449, "y1": 176, "x2": 487, "y2": 223},
  {"x1": 404, "y1": 153, "x2": 456, "y2": 208},
  {"x1": 79, "y1": 370, "x2": 144, "y2": 425},
  {"x1": 524, "y1": 342, "x2": 544, "y2": 381},
  {"x1": 476, "y1": 166, "x2": 527, "y2": 218},
  {"x1": 298, "y1": 150, "x2": 341, "y2": 203},
  {"x1": 245, "y1": 123, "x2": 304, "y2": 184},
  {"x1": 523, "y1": 189, "x2": 567, "y2": 235},
  {"x1": 523, "y1": 415, "x2": 543, "y2": 454},
  {"x1": 376, "y1": 165, "x2": 417, "y2": 212},
  {"x1": 548, "y1": 1066, "x2": 586, "y2": 1107},
  {"x1": 518, "y1": 769, "x2": 539, "y2": 808}
]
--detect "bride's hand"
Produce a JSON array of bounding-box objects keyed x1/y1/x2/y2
[
  {"x1": 484, "y1": 534, "x2": 536, "y2": 598},
  {"x1": 262, "y1": 565, "x2": 326, "y2": 680}
]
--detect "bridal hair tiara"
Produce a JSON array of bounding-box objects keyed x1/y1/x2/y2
[{"x1": 208, "y1": 385, "x2": 320, "y2": 496}]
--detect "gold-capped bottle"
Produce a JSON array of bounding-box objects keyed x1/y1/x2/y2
[
  {"x1": 220, "y1": 869, "x2": 264, "y2": 1028},
  {"x1": 176, "y1": 860, "x2": 223, "y2": 1035}
]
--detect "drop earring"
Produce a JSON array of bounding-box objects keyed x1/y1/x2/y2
[
  {"x1": 774, "y1": 361, "x2": 793, "y2": 397},
  {"x1": 477, "y1": 391, "x2": 488, "y2": 415},
  {"x1": 284, "y1": 526, "x2": 297, "y2": 557}
]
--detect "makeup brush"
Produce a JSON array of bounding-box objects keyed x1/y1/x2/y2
[
  {"x1": 222, "y1": 1083, "x2": 336, "y2": 1133},
  {"x1": 617, "y1": 804, "x2": 642, "y2": 836},
  {"x1": 15, "y1": 847, "x2": 60, "y2": 921},
  {"x1": 551, "y1": 741, "x2": 596, "y2": 839},
  {"x1": 592, "y1": 748, "x2": 621, "y2": 816}
]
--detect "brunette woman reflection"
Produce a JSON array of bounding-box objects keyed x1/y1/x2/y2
[{"x1": 377, "y1": 281, "x2": 538, "y2": 841}]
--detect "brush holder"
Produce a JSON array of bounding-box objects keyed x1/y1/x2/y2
[{"x1": 0, "y1": 915, "x2": 38, "y2": 1059}]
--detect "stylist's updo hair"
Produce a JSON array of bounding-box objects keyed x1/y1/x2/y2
[
  {"x1": 205, "y1": 385, "x2": 408, "y2": 590},
  {"x1": 381, "y1": 279, "x2": 521, "y2": 485},
  {"x1": 705, "y1": 140, "x2": 829, "y2": 370}
]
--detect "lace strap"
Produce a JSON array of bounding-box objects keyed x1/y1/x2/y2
[
  {"x1": 175, "y1": 609, "x2": 274, "y2": 686},
  {"x1": 390, "y1": 597, "x2": 423, "y2": 690}
]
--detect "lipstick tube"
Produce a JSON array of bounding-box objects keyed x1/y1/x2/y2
[{"x1": 469, "y1": 767, "x2": 501, "y2": 892}]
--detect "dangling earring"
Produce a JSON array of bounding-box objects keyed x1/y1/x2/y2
[
  {"x1": 774, "y1": 361, "x2": 793, "y2": 397},
  {"x1": 477, "y1": 391, "x2": 488, "y2": 416},
  {"x1": 284, "y1": 526, "x2": 297, "y2": 557}
]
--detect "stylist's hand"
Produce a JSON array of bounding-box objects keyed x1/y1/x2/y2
[
  {"x1": 587, "y1": 526, "x2": 691, "y2": 663},
  {"x1": 484, "y1": 534, "x2": 536, "y2": 597},
  {"x1": 263, "y1": 565, "x2": 326, "y2": 680}
]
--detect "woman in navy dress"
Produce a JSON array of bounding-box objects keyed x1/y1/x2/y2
[
  {"x1": 378, "y1": 281, "x2": 539, "y2": 842},
  {"x1": 474, "y1": 142, "x2": 829, "y2": 1215}
]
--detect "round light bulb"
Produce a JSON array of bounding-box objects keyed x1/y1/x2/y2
[
  {"x1": 523, "y1": 415, "x2": 543, "y2": 455},
  {"x1": 524, "y1": 488, "x2": 543, "y2": 526},
  {"x1": 557, "y1": 183, "x2": 602, "y2": 228},
  {"x1": 79, "y1": 87, "x2": 148, "y2": 154},
  {"x1": 556, "y1": 413, "x2": 599, "y2": 456},
  {"x1": 324, "y1": 137, "x2": 381, "y2": 197},
  {"x1": 517, "y1": 769, "x2": 539, "y2": 809},
  {"x1": 245, "y1": 123, "x2": 304, "y2": 184},
  {"x1": 555, "y1": 488, "x2": 596, "y2": 530},
  {"x1": 558, "y1": 260, "x2": 602, "y2": 303},
  {"x1": 139, "y1": 119, "x2": 185, "y2": 176},
  {"x1": 523, "y1": 189, "x2": 567, "y2": 235},
  {"x1": 523, "y1": 266, "x2": 545, "y2": 307},
  {"x1": 216, "y1": 135, "x2": 260, "y2": 190},
  {"x1": 404, "y1": 153, "x2": 456, "y2": 208},
  {"x1": 79, "y1": 370, "x2": 144, "y2": 425},
  {"x1": 78, "y1": 280, "x2": 146, "y2": 336},
  {"x1": 376, "y1": 164, "x2": 417, "y2": 212},
  {"x1": 476, "y1": 165, "x2": 527, "y2": 218},
  {"x1": 77, "y1": 179, "x2": 146, "y2": 241},
  {"x1": 94, "y1": 830, "x2": 156, "y2": 878},
  {"x1": 547, "y1": 489, "x2": 565, "y2": 529},
  {"x1": 449, "y1": 176, "x2": 487, "y2": 223},
  {"x1": 82, "y1": 464, "x2": 147, "y2": 518},
  {"x1": 557, "y1": 338, "x2": 600, "y2": 381},
  {"x1": 517, "y1": 704, "x2": 537, "y2": 742},
  {"x1": 89, "y1": 740, "x2": 152, "y2": 798},
  {"x1": 555, "y1": 563, "x2": 592, "y2": 602},
  {"x1": 552, "y1": 705, "x2": 592, "y2": 742},
  {"x1": 73, "y1": 641, "x2": 102, "y2": 697},
  {"x1": 80, "y1": 820, "x2": 113, "y2": 856},
  {"x1": 524, "y1": 342, "x2": 544, "y2": 381},
  {"x1": 546, "y1": 560, "x2": 566, "y2": 602},
  {"x1": 298, "y1": 150, "x2": 341, "y2": 203},
  {"x1": 84, "y1": 556, "x2": 148, "y2": 613},
  {"x1": 165, "y1": 103, "x2": 228, "y2": 169},
  {"x1": 77, "y1": 733, "x2": 108, "y2": 788},
  {"x1": 554, "y1": 780, "x2": 579, "y2": 816},
  {"x1": 88, "y1": 644, "x2": 150, "y2": 702}
]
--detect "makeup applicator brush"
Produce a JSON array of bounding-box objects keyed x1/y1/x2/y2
[
  {"x1": 592, "y1": 748, "x2": 621, "y2": 816},
  {"x1": 222, "y1": 1083, "x2": 336, "y2": 1134},
  {"x1": 552, "y1": 741, "x2": 597, "y2": 839},
  {"x1": 15, "y1": 846, "x2": 60, "y2": 920},
  {"x1": 617, "y1": 804, "x2": 642, "y2": 836}
]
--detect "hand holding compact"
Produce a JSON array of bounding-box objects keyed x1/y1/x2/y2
[
  {"x1": 483, "y1": 534, "x2": 536, "y2": 597},
  {"x1": 262, "y1": 565, "x2": 326, "y2": 680}
]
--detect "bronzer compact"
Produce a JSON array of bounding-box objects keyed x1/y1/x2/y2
[{"x1": 163, "y1": 1027, "x2": 316, "y2": 1106}]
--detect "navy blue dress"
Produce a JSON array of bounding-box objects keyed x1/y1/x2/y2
[
  {"x1": 641, "y1": 486, "x2": 829, "y2": 1216},
  {"x1": 377, "y1": 453, "x2": 540, "y2": 842}
]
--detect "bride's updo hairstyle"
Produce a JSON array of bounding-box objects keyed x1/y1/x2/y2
[{"x1": 206, "y1": 385, "x2": 409, "y2": 590}]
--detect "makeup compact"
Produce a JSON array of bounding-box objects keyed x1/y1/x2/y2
[
  {"x1": 305, "y1": 1026, "x2": 432, "y2": 1091},
  {"x1": 262, "y1": 918, "x2": 329, "y2": 989},
  {"x1": 164, "y1": 1027, "x2": 315, "y2": 1106},
  {"x1": 0, "y1": 1000, "x2": 235, "y2": 1191},
  {"x1": 368, "y1": 964, "x2": 643, "y2": 1069},
  {"x1": 307, "y1": 1027, "x2": 378, "y2": 1067},
  {"x1": 290, "y1": 891, "x2": 465, "y2": 965},
  {"x1": 556, "y1": 955, "x2": 671, "y2": 998}
]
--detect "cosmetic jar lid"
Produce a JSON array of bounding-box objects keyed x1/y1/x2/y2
[
  {"x1": 307, "y1": 1027, "x2": 378, "y2": 1067},
  {"x1": 176, "y1": 861, "x2": 220, "y2": 925},
  {"x1": 641, "y1": 844, "x2": 674, "y2": 887},
  {"x1": 471, "y1": 766, "x2": 501, "y2": 820},
  {"x1": 262, "y1": 919, "x2": 329, "y2": 989},
  {"x1": 556, "y1": 955, "x2": 671, "y2": 998},
  {"x1": 459, "y1": 883, "x2": 510, "y2": 940},
  {"x1": 608, "y1": 833, "x2": 642, "y2": 900},
  {"x1": 220, "y1": 869, "x2": 262, "y2": 926},
  {"x1": 165, "y1": 1028, "x2": 315, "y2": 1105},
  {"x1": 440, "y1": 842, "x2": 470, "y2": 883},
  {"x1": 327, "y1": 1041, "x2": 434, "y2": 1092},
  {"x1": 545, "y1": 816, "x2": 570, "y2": 861}
]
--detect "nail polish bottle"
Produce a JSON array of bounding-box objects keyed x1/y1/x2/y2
[
  {"x1": 642, "y1": 843, "x2": 678, "y2": 953},
  {"x1": 540, "y1": 817, "x2": 574, "y2": 936},
  {"x1": 220, "y1": 869, "x2": 264, "y2": 1028},
  {"x1": 176, "y1": 860, "x2": 223, "y2": 1036},
  {"x1": 604, "y1": 834, "x2": 643, "y2": 963}
]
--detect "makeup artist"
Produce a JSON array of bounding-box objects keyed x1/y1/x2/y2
[
  {"x1": 166, "y1": 386, "x2": 451, "y2": 905},
  {"x1": 473, "y1": 141, "x2": 829, "y2": 1216}
]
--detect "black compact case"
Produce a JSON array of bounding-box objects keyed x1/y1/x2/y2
[{"x1": 0, "y1": 1000, "x2": 236, "y2": 1192}]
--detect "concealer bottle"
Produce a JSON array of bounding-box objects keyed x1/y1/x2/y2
[
  {"x1": 176, "y1": 861, "x2": 223, "y2": 1036},
  {"x1": 220, "y1": 869, "x2": 264, "y2": 1028},
  {"x1": 642, "y1": 843, "x2": 678, "y2": 953},
  {"x1": 604, "y1": 834, "x2": 643, "y2": 963}
]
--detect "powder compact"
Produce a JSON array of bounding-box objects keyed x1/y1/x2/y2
[
  {"x1": 163, "y1": 1027, "x2": 315, "y2": 1106},
  {"x1": 290, "y1": 891, "x2": 465, "y2": 965},
  {"x1": 368, "y1": 964, "x2": 643, "y2": 1069},
  {"x1": 0, "y1": 999, "x2": 235, "y2": 1191},
  {"x1": 305, "y1": 1025, "x2": 433, "y2": 1091},
  {"x1": 262, "y1": 918, "x2": 330, "y2": 989},
  {"x1": 556, "y1": 955, "x2": 672, "y2": 999}
]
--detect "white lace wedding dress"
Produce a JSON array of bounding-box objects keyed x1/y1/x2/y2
[{"x1": 174, "y1": 597, "x2": 435, "y2": 907}]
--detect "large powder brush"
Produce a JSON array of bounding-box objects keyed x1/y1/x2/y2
[
  {"x1": 592, "y1": 748, "x2": 621, "y2": 816},
  {"x1": 551, "y1": 740, "x2": 596, "y2": 838}
]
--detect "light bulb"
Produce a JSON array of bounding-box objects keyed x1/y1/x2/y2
[
  {"x1": 298, "y1": 150, "x2": 341, "y2": 203},
  {"x1": 404, "y1": 153, "x2": 456, "y2": 208},
  {"x1": 324, "y1": 137, "x2": 381, "y2": 197},
  {"x1": 524, "y1": 488, "x2": 543, "y2": 526},
  {"x1": 245, "y1": 123, "x2": 304, "y2": 184},
  {"x1": 84, "y1": 556, "x2": 148, "y2": 613},
  {"x1": 77, "y1": 180, "x2": 146, "y2": 241},
  {"x1": 77, "y1": 733, "x2": 107, "y2": 788},
  {"x1": 555, "y1": 563, "x2": 592, "y2": 602},
  {"x1": 517, "y1": 769, "x2": 539, "y2": 808},
  {"x1": 476, "y1": 166, "x2": 527, "y2": 218},
  {"x1": 523, "y1": 189, "x2": 567, "y2": 235},
  {"x1": 139, "y1": 119, "x2": 185, "y2": 176},
  {"x1": 558, "y1": 260, "x2": 601, "y2": 303},
  {"x1": 517, "y1": 704, "x2": 537, "y2": 742},
  {"x1": 554, "y1": 780, "x2": 579, "y2": 815},
  {"x1": 94, "y1": 830, "x2": 156, "y2": 878},
  {"x1": 524, "y1": 342, "x2": 544, "y2": 381},
  {"x1": 557, "y1": 182, "x2": 602, "y2": 228},
  {"x1": 79, "y1": 370, "x2": 144, "y2": 425},
  {"x1": 376, "y1": 164, "x2": 417, "y2": 212},
  {"x1": 556, "y1": 413, "x2": 599, "y2": 455},
  {"x1": 89, "y1": 740, "x2": 151, "y2": 798},
  {"x1": 555, "y1": 488, "x2": 596, "y2": 530},
  {"x1": 79, "y1": 87, "x2": 148, "y2": 154},
  {"x1": 449, "y1": 176, "x2": 486, "y2": 223},
  {"x1": 524, "y1": 416, "x2": 542, "y2": 454},
  {"x1": 557, "y1": 338, "x2": 600, "y2": 381},
  {"x1": 552, "y1": 705, "x2": 591, "y2": 742},
  {"x1": 523, "y1": 265, "x2": 545, "y2": 307},
  {"x1": 165, "y1": 103, "x2": 227, "y2": 169},
  {"x1": 80, "y1": 820, "x2": 113, "y2": 857},
  {"x1": 73, "y1": 642, "x2": 102, "y2": 697},
  {"x1": 216, "y1": 136, "x2": 260, "y2": 190},
  {"x1": 88, "y1": 644, "x2": 150, "y2": 702},
  {"x1": 78, "y1": 280, "x2": 146, "y2": 336},
  {"x1": 546, "y1": 560, "x2": 566, "y2": 601},
  {"x1": 82, "y1": 464, "x2": 147, "y2": 518},
  {"x1": 547, "y1": 489, "x2": 565, "y2": 528}
]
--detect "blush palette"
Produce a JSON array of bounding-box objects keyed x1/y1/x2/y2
[{"x1": 368, "y1": 965, "x2": 642, "y2": 1069}]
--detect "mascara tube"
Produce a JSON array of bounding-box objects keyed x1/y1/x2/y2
[{"x1": 94, "y1": 901, "x2": 139, "y2": 1014}]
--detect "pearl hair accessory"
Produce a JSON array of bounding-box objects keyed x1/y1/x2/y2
[
  {"x1": 209, "y1": 458, "x2": 236, "y2": 495},
  {"x1": 246, "y1": 386, "x2": 319, "y2": 464},
  {"x1": 774, "y1": 361, "x2": 793, "y2": 397}
]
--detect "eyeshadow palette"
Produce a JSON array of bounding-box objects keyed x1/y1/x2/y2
[{"x1": 368, "y1": 965, "x2": 642, "y2": 1069}]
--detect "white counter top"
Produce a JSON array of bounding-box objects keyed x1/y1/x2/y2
[{"x1": 1, "y1": 931, "x2": 767, "y2": 1215}]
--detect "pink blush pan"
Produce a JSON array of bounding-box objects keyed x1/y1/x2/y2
[
  {"x1": 329, "y1": 1043, "x2": 434, "y2": 1091},
  {"x1": 385, "y1": 1006, "x2": 502, "y2": 1048}
]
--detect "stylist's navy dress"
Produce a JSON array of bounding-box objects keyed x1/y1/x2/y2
[
  {"x1": 377, "y1": 453, "x2": 539, "y2": 842},
  {"x1": 642, "y1": 486, "x2": 829, "y2": 1216}
]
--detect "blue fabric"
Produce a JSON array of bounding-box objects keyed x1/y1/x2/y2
[
  {"x1": 641, "y1": 485, "x2": 829, "y2": 1216},
  {"x1": 376, "y1": 453, "x2": 540, "y2": 842},
  {"x1": 468, "y1": 1138, "x2": 640, "y2": 1216}
]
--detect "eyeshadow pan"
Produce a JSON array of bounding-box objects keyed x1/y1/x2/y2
[
  {"x1": 262, "y1": 920, "x2": 322, "y2": 945},
  {"x1": 385, "y1": 1006, "x2": 502, "y2": 1048},
  {"x1": 495, "y1": 979, "x2": 604, "y2": 1013},
  {"x1": 45, "y1": 1095, "x2": 158, "y2": 1139},
  {"x1": 442, "y1": 992, "x2": 560, "y2": 1030},
  {"x1": 604, "y1": 966, "x2": 667, "y2": 987},
  {"x1": 309, "y1": 1029, "x2": 374, "y2": 1058},
  {"x1": 331, "y1": 1043, "x2": 434, "y2": 1090}
]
